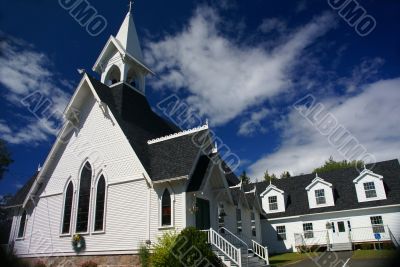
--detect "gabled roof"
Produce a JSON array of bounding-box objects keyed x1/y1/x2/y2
[
  {"x1": 260, "y1": 184, "x2": 284, "y2": 196},
  {"x1": 87, "y1": 75, "x2": 210, "y2": 182},
  {"x1": 5, "y1": 172, "x2": 38, "y2": 208},
  {"x1": 305, "y1": 176, "x2": 332, "y2": 191},
  {"x1": 186, "y1": 153, "x2": 240, "y2": 192},
  {"x1": 253, "y1": 159, "x2": 400, "y2": 219},
  {"x1": 353, "y1": 168, "x2": 383, "y2": 183}
]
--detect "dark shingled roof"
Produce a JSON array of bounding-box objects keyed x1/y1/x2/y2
[
  {"x1": 87, "y1": 76, "x2": 207, "y2": 181},
  {"x1": 186, "y1": 153, "x2": 240, "y2": 192},
  {"x1": 6, "y1": 172, "x2": 38, "y2": 207},
  {"x1": 251, "y1": 159, "x2": 400, "y2": 219}
]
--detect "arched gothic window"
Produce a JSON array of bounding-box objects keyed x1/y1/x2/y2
[
  {"x1": 76, "y1": 162, "x2": 92, "y2": 233},
  {"x1": 161, "y1": 189, "x2": 171, "y2": 226},
  {"x1": 105, "y1": 65, "x2": 121, "y2": 86},
  {"x1": 62, "y1": 181, "x2": 74, "y2": 234},
  {"x1": 94, "y1": 175, "x2": 106, "y2": 231},
  {"x1": 17, "y1": 210, "x2": 27, "y2": 238}
]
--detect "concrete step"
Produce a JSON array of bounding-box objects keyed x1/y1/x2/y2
[{"x1": 330, "y1": 242, "x2": 352, "y2": 251}]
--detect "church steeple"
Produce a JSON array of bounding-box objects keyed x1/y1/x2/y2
[
  {"x1": 92, "y1": 3, "x2": 153, "y2": 94},
  {"x1": 115, "y1": 8, "x2": 144, "y2": 62}
]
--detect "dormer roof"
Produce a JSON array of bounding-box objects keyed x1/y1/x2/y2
[
  {"x1": 305, "y1": 175, "x2": 333, "y2": 191},
  {"x1": 353, "y1": 168, "x2": 383, "y2": 183}
]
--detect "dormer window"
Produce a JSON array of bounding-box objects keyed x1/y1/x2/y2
[
  {"x1": 261, "y1": 184, "x2": 285, "y2": 213},
  {"x1": 305, "y1": 175, "x2": 334, "y2": 209},
  {"x1": 315, "y1": 189, "x2": 326, "y2": 205},
  {"x1": 268, "y1": 196, "x2": 278, "y2": 210},
  {"x1": 353, "y1": 168, "x2": 386, "y2": 202},
  {"x1": 363, "y1": 182, "x2": 377, "y2": 198}
]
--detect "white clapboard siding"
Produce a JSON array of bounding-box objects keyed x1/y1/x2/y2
[
  {"x1": 262, "y1": 205, "x2": 400, "y2": 254},
  {"x1": 12, "y1": 86, "x2": 154, "y2": 256}
]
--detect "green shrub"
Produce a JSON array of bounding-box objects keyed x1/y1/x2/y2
[
  {"x1": 139, "y1": 243, "x2": 151, "y2": 267},
  {"x1": 151, "y1": 231, "x2": 180, "y2": 267},
  {"x1": 152, "y1": 227, "x2": 222, "y2": 267},
  {"x1": 81, "y1": 260, "x2": 97, "y2": 267}
]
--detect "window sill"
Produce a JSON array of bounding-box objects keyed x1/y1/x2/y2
[
  {"x1": 91, "y1": 230, "x2": 105, "y2": 235},
  {"x1": 74, "y1": 231, "x2": 90, "y2": 236},
  {"x1": 59, "y1": 233, "x2": 71, "y2": 237},
  {"x1": 15, "y1": 237, "x2": 24, "y2": 241},
  {"x1": 158, "y1": 225, "x2": 175, "y2": 230}
]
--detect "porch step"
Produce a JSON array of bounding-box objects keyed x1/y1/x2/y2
[{"x1": 330, "y1": 242, "x2": 352, "y2": 251}]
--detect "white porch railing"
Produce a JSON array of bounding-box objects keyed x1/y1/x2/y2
[
  {"x1": 350, "y1": 225, "x2": 391, "y2": 243},
  {"x1": 294, "y1": 225, "x2": 398, "y2": 248},
  {"x1": 203, "y1": 228, "x2": 242, "y2": 266},
  {"x1": 252, "y1": 239, "x2": 269, "y2": 265},
  {"x1": 294, "y1": 230, "x2": 330, "y2": 247}
]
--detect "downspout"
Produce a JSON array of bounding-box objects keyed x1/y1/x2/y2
[{"x1": 146, "y1": 181, "x2": 151, "y2": 243}]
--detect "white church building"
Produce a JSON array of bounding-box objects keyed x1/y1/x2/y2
[{"x1": 5, "y1": 6, "x2": 400, "y2": 267}]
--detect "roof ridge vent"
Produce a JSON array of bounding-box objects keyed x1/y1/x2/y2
[{"x1": 147, "y1": 123, "x2": 208, "y2": 144}]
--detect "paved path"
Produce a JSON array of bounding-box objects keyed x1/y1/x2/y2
[{"x1": 281, "y1": 251, "x2": 398, "y2": 267}]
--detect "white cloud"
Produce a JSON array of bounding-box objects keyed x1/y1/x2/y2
[
  {"x1": 145, "y1": 7, "x2": 334, "y2": 126},
  {"x1": 248, "y1": 78, "x2": 400, "y2": 179},
  {"x1": 0, "y1": 34, "x2": 71, "y2": 145},
  {"x1": 238, "y1": 108, "x2": 269, "y2": 136}
]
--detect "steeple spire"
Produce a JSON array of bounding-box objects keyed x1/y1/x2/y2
[
  {"x1": 128, "y1": 1, "x2": 133, "y2": 14},
  {"x1": 116, "y1": 3, "x2": 143, "y2": 62}
]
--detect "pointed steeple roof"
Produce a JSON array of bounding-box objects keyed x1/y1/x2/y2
[{"x1": 115, "y1": 11, "x2": 143, "y2": 62}]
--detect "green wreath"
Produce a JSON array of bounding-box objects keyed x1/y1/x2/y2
[{"x1": 72, "y1": 234, "x2": 86, "y2": 252}]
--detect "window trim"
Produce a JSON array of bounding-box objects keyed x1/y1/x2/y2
[
  {"x1": 315, "y1": 189, "x2": 326, "y2": 205},
  {"x1": 92, "y1": 172, "x2": 107, "y2": 234},
  {"x1": 370, "y1": 216, "x2": 385, "y2": 233},
  {"x1": 75, "y1": 160, "x2": 94, "y2": 235},
  {"x1": 363, "y1": 182, "x2": 377, "y2": 198},
  {"x1": 60, "y1": 179, "x2": 75, "y2": 236},
  {"x1": 159, "y1": 187, "x2": 174, "y2": 228},
  {"x1": 268, "y1": 195, "x2": 278, "y2": 211},
  {"x1": 16, "y1": 209, "x2": 28, "y2": 240},
  {"x1": 303, "y1": 222, "x2": 314, "y2": 239},
  {"x1": 276, "y1": 225, "x2": 286, "y2": 240}
]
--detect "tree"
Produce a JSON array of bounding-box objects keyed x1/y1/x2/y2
[
  {"x1": 0, "y1": 195, "x2": 13, "y2": 244},
  {"x1": 239, "y1": 171, "x2": 251, "y2": 185},
  {"x1": 280, "y1": 171, "x2": 291, "y2": 179},
  {"x1": 0, "y1": 139, "x2": 13, "y2": 180},
  {"x1": 313, "y1": 156, "x2": 364, "y2": 174}
]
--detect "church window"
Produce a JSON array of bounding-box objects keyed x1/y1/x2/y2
[
  {"x1": 76, "y1": 162, "x2": 92, "y2": 233},
  {"x1": 62, "y1": 181, "x2": 74, "y2": 234},
  {"x1": 94, "y1": 175, "x2": 106, "y2": 231},
  {"x1": 17, "y1": 210, "x2": 27, "y2": 238},
  {"x1": 161, "y1": 189, "x2": 171, "y2": 226}
]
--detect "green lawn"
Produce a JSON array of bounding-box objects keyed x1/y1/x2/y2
[
  {"x1": 269, "y1": 252, "x2": 320, "y2": 267},
  {"x1": 352, "y1": 249, "x2": 398, "y2": 260}
]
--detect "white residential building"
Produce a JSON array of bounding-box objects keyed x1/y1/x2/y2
[{"x1": 255, "y1": 160, "x2": 400, "y2": 254}]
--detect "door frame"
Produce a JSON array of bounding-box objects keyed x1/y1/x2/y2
[{"x1": 329, "y1": 219, "x2": 351, "y2": 244}]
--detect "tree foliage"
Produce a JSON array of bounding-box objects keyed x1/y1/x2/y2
[
  {"x1": 239, "y1": 170, "x2": 251, "y2": 185},
  {"x1": 0, "y1": 139, "x2": 13, "y2": 180},
  {"x1": 151, "y1": 227, "x2": 221, "y2": 267},
  {"x1": 313, "y1": 156, "x2": 364, "y2": 174},
  {"x1": 280, "y1": 171, "x2": 291, "y2": 179}
]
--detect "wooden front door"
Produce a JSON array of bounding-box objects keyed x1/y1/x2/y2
[{"x1": 195, "y1": 198, "x2": 210, "y2": 230}]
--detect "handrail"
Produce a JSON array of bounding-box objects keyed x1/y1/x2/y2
[
  {"x1": 219, "y1": 227, "x2": 249, "y2": 248},
  {"x1": 252, "y1": 239, "x2": 269, "y2": 265},
  {"x1": 388, "y1": 226, "x2": 400, "y2": 248},
  {"x1": 219, "y1": 227, "x2": 248, "y2": 266},
  {"x1": 203, "y1": 229, "x2": 242, "y2": 266}
]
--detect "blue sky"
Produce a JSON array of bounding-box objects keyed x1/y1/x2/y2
[{"x1": 0, "y1": 0, "x2": 399, "y2": 196}]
